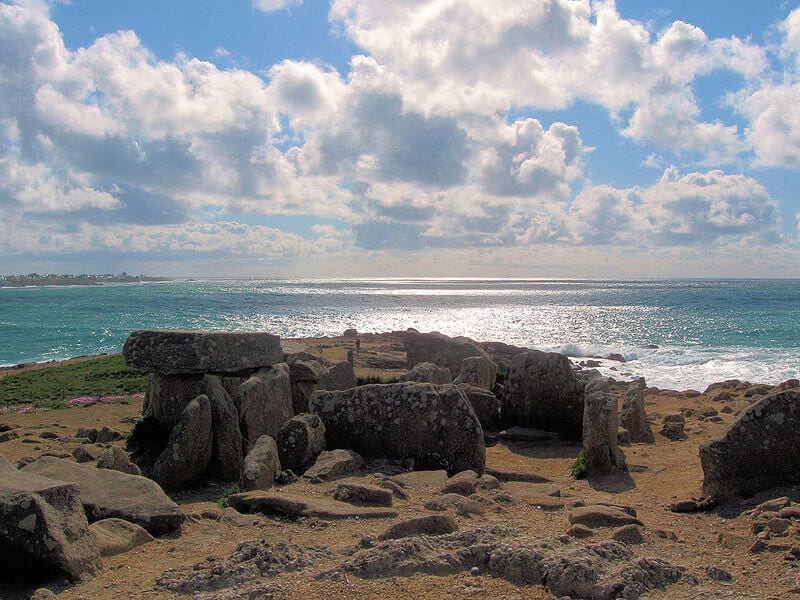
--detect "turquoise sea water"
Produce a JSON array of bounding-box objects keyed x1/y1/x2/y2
[{"x1": 1, "y1": 278, "x2": 798, "y2": 390}]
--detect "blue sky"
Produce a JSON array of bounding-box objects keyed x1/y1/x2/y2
[{"x1": 1, "y1": 0, "x2": 800, "y2": 277}]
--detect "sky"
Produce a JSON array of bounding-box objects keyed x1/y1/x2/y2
[{"x1": 1, "y1": 0, "x2": 800, "y2": 277}]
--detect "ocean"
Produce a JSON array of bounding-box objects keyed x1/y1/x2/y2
[{"x1": 1, "y1": 278, "x2": 798, "y2": 391}]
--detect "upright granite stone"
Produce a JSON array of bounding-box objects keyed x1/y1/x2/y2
[
  {"x1": 310, "y1": 382, "x2": 486, "y2": 475},
  {"x1": 21, "y1": 456, "x2": 183, "y2": 535},
  {"x1": 123, "y1": 330, "x2": 282, "y2": 376},
  {"x1": 0, "y1": 455, "x2": 101, "y2": 583},
  {"x1": 503, "y1": 350, "x2": 586, "y2": 439},
  {"x1": 275, "y1": 413, "x2": 327, "y2": 475},
  {"x1": 457, "y1": 384, "x2": 501, "y2": 431},
  {"x1": 404, "y1": 331, "x2": 492, "y2": 377},
  {"x1": 206, "y1": 379, "x2": 244, "y2": 480},
  {"x1": 401, "y1": 362, "x2": 453, "y2": 385},
  {"x1": 582, "y1": 379, "x2": 626, "y2": 474},
  {"x1": 240, "y1": 435, "x2": 281, "y2": 492},
  {"x1": 620, "y1": 380, "x2": 655, "y2": 444},
  {"x1": 238, "y1": 364, "x2": 293, "y2": 451},
  {"x1": 700, "y1": 390, "x2": 800, "y2": 500},
  {"x1": 286, "y1": 352, "x2": 357, "y2": 414},
  {"x1": 152, "y1": 395, "x2": 213, "y2": 489},
  {"x1": 453, "y1": 356, "x2": 498, "y2": 390}
]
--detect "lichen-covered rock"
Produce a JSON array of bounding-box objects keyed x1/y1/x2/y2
[
  {"x1": 0, "y1": 455, "x2": 101, "y2": 583},
  {"x1": 700, "y1": 390, "x2": 800, "y2": 500},
  {"x1": 240, "y1": 435, "x2": 281, "y2": 492},
  {"x1": 453, "y1": 356, "x2": 498, "y2": 390},
  {"x1": 404, "y1": 331, "x2": 492, "y2": 377},
  {"x1": 123, "y1": 330, "x2": 282, "y2": 375},
  {"x1": 503, "y1": 351, "x2": 585, "y2": 439},
  {"x1": 152, "y1": 395, "x2": 213, "y2": 489},
  {"x1": 310, "y1": 383, "x2": 486, "y2": 475},
  {"x1": 401, "y1": 362, "x2": 453, "y2": 385},
  {"x1": 620, "y1": 380, "x2": 655, "y2": 443},
  {"x1": 457, "y1": 385, "x2": 501, "y2": 431},
  {"x1": 275, "y1": 413, "x2": 326, "y2": 475},
  {"x1": 237, "y1": 365, "x2": 293, "y2": 451},
  {"x1": 22, "y1": 456, "x2": 184, "y2": 535},
  {"x1": 582, "y1": 379, "x2": 626, "y2": 474}
]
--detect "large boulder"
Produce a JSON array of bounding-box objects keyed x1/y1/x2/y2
[
  {"x1": 620, "y1": 380, "x2": 655, "y2": 444},
  {"x1": 582, "y1": 379, "x2": 626, "y2": 474},
  {"x1": 457, "y1": 385, "x2": 501, "y2": 431},
  {"x1": 123, "y1": 330, "x2": 282, "y2": 376},
  {"x1": 503, "y1": 350, "x2": 585, "y2": 439},
  {"x1": 152, "y1": 395, "x2": 213, "y2": 489},
  {"x1": 23, "y1": 457, "x2": 183, "y2": 535},
  {"x1": 700, "y1": 390, "x2": 800, "y2": 500},
  {"x1": 275, "y1": 413, "x2": 327, "y2": 475},
  {"x1": 310, "y1": 383, "x2": 486, "y2": 475},
  {"x1": 404, "y1": 331, "x2": 492, "y2": 377},
  {"x1": 401, "y1": 362, "x2": 453, "y2": 385},
  {"x1": 240, "y1": 435, "x2": 281, "y2": 492},
  {"x1": 0, "y1": 456, "x2": 101, "y2": 582},
  {"x1": 286, "y1": 353, "x2": 356, "y2": 414},
  {"x1": 237, "y1": 364, "x2": 293, "y2": 451},
  {"x1": 453, "y1": 356, "x2": 498, "y2": 389}
]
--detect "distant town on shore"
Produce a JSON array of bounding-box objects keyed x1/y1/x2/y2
[{"x1": 0, "y1": 272, "x2": 170, "y2": 287}]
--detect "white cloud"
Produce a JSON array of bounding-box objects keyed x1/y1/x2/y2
[{"x1": 251, "y1": 0, "x2": 304, "y2": 13}]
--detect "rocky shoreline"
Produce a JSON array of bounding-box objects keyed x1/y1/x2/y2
[{"x1": 2, "y1": 328, "x2": 800, "y2": 600}]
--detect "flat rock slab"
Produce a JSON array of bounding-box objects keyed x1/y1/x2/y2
[
  {"x1": 392, "y1": 470, "x2": 449, "y2": 488},
  {"x1": 22, "y1": 456, "x2": 184, "y2": 535},
  {"x1": 123, "y1": 330, "x2": 282, "y2": 375},
  {"x1": 228, "y1": 491, "x2": 398, "y2": 520},
  {"x1": 89, "y1": 518, "x2": 154, "y2": 557},
  {"x1": 498, "y1": 427, "x2": 560, "y2": 444},
  {"x1": 568, "y1": 505, "x2": 644, "y2": 528},
  {"x1": 378, "y1": 514, "x2": 458, "y2": 540},
  {"x1": 503, "y1": 481, "x2": 562, "y2": 498},
  {"x1": 485, "y1": 468, "x2": 551, "y2": 483}
]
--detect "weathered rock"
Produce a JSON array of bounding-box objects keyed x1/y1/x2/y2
[
  {"x1": 238, "y1": 364, "x2": 293, "y2": 451},
  {"x1": 425, "y1": 493, "x2": 485, "y2": 516},
  {"x1": 205, "y1": 379, "x2": 244, "y2": 480},
  {"x1": 73, "y1": 445, "x2": 103, "y2": 463},
  {"x1": 239, "y1": 435, "x2": 281, "y2": 492},
  {"x1": 275, "y1": 413, "x2": 326, "y2": 475},
  {"x1": 76, "y1": 427, "x2": 99, "y2": 442},
  {"x1": 707, "y1": 565, "x2": 733, "y2": 581},
  {"x1": 96, "y1": 446, "x2": 142, "y2": 476},
  {"x1": 152, "y1": 395, "x2": 213, "y2": 489},
  {"x1": 22, "y1": 456, "x2": 184, "y2": 535},
  {"x1": 94, "y1": 426, "x2": 124, "y2": 443},
  {"x1": 123, "y1": 330, "x2": 282, "y2": 375},
  {"x1": 453, "y1": 356, "x2": 498, "y2": 389},
  {"x1": 568, "y1": 505, "x2": 643, "y2": 529},
  {"x1": 660, "y1": 421, "x2": 686, "y2": 440},
  {"x1": 700, "y1": 390, "x2": 800, "y2": 500},
  {"x1": 620, "y1": 380, "x2": 655, "y2": 443},
  {"x1": 404, "y1": 331, "x2": 492, "y2": 377},
  {"x1": 229, "y1": 491, "x2": 398, "y2": 520},
  {"x1": 286, "y1": 353, "x2": 357, "y2": 414},
  {"x1": 617, "y1": 427, "x2": 631, "y2": 445},
  {"x1": 582, "y1": 379, "x2": 626, "y2": 474},
  {"x1": 310, "y1": 383, "x2": 486, "y2": 475},
  {"x1": 0, "y1": 429, "x2": 19, "y2": 443},
  {"x1": 0, "y1": 456, "x2": 100, "y2": 582},
  {"x1": 400, "y1": 362, "x2": 453, "y2": 385},
  {"x1": 503, "y1": 351, "x2": 585, "y2": 439},
  {"x1": 334, "y1": 482, "x2": 393, "y2": 506},
  {"x1": 484, "y1": 468, "x2": 551, "y2": 483},
  {"x1": 457, "y1": 385, "x2": 501, "y2": 431},
  {"x1": 30, "y1": 589, "x2": 57, "y2": 600},
  {"x1": 612, "y1": 524, "x2": 645, "y2": 544},
  {"x1": 378, "y1": 515, "x2": 458, "y2": 540},
  {"x1": 89, "y1": 518, "x2": 154, "y2": 557},
  {"x1": 304, "y1": 449, "x2": 364, "y2": 482}
]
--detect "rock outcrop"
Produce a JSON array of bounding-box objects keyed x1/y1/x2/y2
[
  {"x1": 400, "y1": 362, "x2": 453, "y2": 385},
  {"x1": 310, "y1": 382, "x2": 486, "y2": 475},
  {"x1": 0, "y1": 455, "x2": 101, "y2": 583},
  {"x1": 404, "y1": 331, "x2": 492, "y2": 377},
  {"x1": 700, "y1": 390, "x2": 800, "y2": 500},
  {"x1": 620, "y1": 380, "x2": 655, "y2": 443},
  {"x1": 503, "y1": 351, "x2": 585, "y2": 439}
]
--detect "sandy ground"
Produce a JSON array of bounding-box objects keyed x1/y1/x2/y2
[{"x1": 1, "y1": 334, "x2": 799, "y2": 600}]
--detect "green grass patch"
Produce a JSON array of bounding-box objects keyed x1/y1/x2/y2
[
  {"x1": 356, "y1": 375, "x2": 401, "y2": 386},
  {"x1": 570, "y1": 449, "x2": 587, "y2": 480},
  {"x1": 0, "y1": 354, "x2": 148, "y2": 405},
  {"x1": 217, "y1": 484, "x2": 241, "y2": 509}
]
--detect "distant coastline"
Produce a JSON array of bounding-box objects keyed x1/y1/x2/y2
[{"x1": 0, "y1": 273, "x2": 170, "y2": 288}]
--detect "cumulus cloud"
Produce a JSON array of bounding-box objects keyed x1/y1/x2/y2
[{"x1": 251, "y1": 0, "x2": 304, "y2": 13}]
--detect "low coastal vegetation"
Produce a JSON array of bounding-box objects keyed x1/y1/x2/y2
[{"x1": 0, "y1": 354, "x2": 148, "y2": 406}]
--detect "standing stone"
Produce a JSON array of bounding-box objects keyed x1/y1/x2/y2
[
  {"x1": 620, "y1": 380, "x2": 655, "y2": 443},
  {"x1": 404, "y1": 331, "x2": 492, "y2": 377},
  {"x1": 582, "y1": 379, "x2": 626, "y2": 474},
  {"x1": 310, "y1": 383, "x2": 486, "y2": 475},
  {"x1": 503, "y1": 350, "x2": 585, "y2": 439},
  {"x1": 123, "y1": 330, "x2": 282, "y2": 375},
  {"x1": 0, "y1": 456, "x2": 100, "y2": 583},
  {"x1": 453, "y1": 356, "x2": 498, "y2": 389},
  {"x1": 401, "y1": 362, "x2": 453, "y2": 385},
  {"x1": 457, "y1": 385, "x2": 501, "y2": 431},
  {"x1": 240, "y1": 435, "x2": 281, "y2": 492},
  {"x1": 275, "y1": 413, "x2": 327, "y2": 475},
  {"x1": 286, "y1": 354, "x2": 356, "y2": 414},
  {"x1": 152, "y1": 395, "x2": 213, "y2": 489},
  {"x1": 700, "y1": 390, "x2": 800, "y2": 500},
  {"x1": 206, "y1": 378, "x2": 244, "y2": 481},
  {"x1": 238, "y1": 364, "x2": 293, "y2": 451}
]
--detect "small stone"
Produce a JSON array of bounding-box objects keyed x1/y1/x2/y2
[{"x1": 612, "y1": 524, "x2": 645, "y2": 544}]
